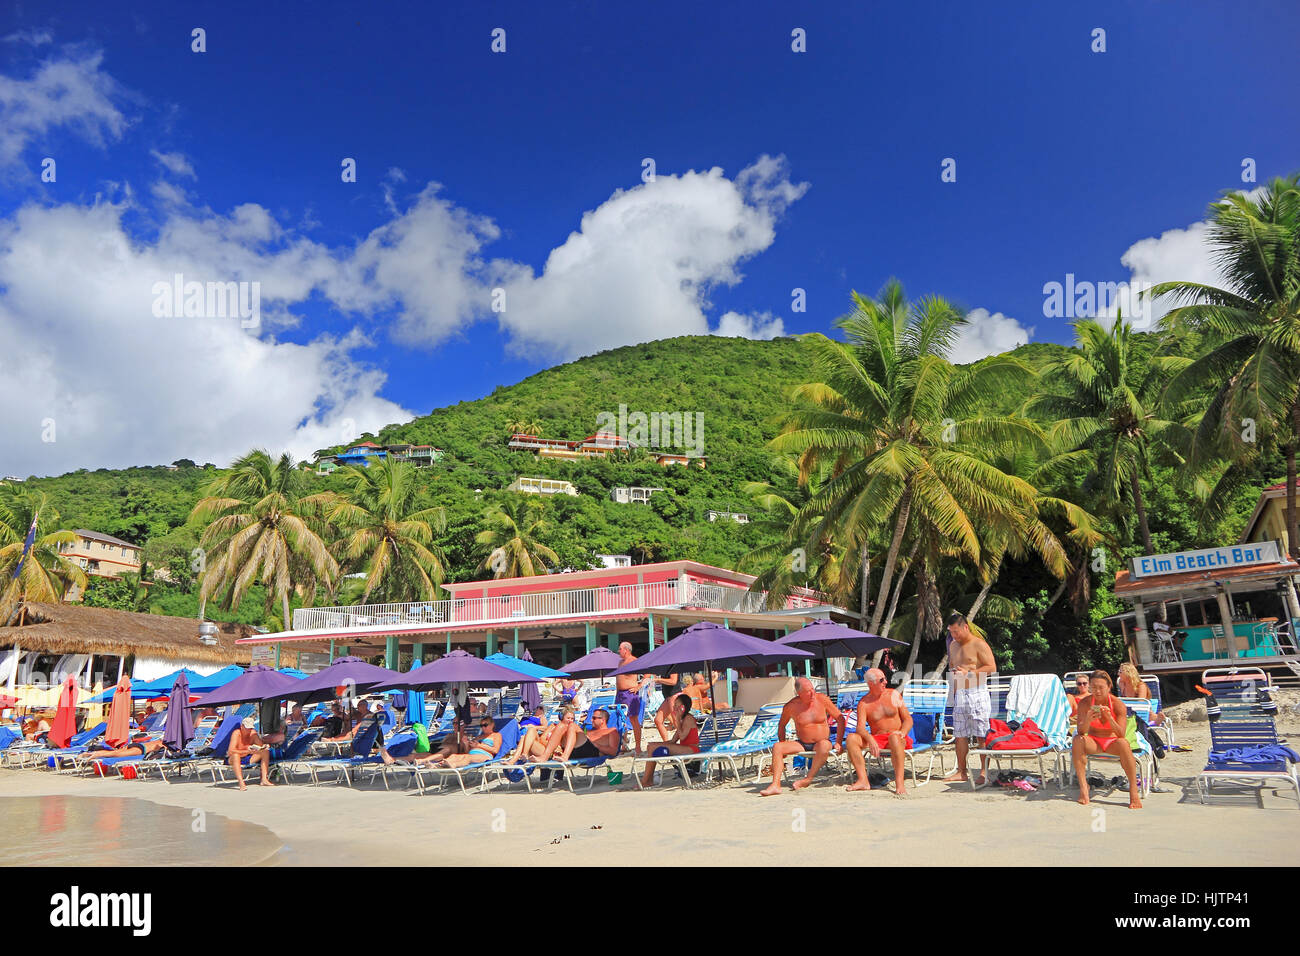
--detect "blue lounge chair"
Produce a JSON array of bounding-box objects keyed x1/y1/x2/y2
[
  {"x1": 413, "y1": 720, "x2": 522, "y2": 794},
  {"x1": 279, "y1": 718, "x2": 381, "y2": 786},
  {"x1": 14, "y1": 722, "x2": 106, "y2": 770},
  {"x1": 1196, "y1": 668, "x2": 1299, "y2": 809},
  {"x1": 132, "y1": 717, "x2": 223, "y2": 781},
  {"x1": 631, "y1": 708, "x2": 744, "y2": 790},
  {"x1": 487, "y1": 706, "x2": 632, "y2": 793},
  {"x1": 698, "y1": 705, "x2": 783, "y2": 783}
]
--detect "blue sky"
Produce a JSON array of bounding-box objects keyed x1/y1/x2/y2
[{"x1": 1, "y1": 0, "x2": 1297, "y2": 476}]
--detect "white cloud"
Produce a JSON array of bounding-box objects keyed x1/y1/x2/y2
[
  {"x1": 494, "y1": 155, "x2": 808, "y2": 361},
  {"x1": 715, "y1": 310, "x2": 785, "y2": 339},
  {"x1": 0, "y1": 48, "x2": 127, "y2": 167},
  {"x1": 951, "y1": 308, "x2": 1034, "y2": 363},
  {"x1": 3, "y1": 30, "x2": 54, "y2": 47},
  {"x1": 1104, "y1": 221, "x2": 1227, "y2": 330},
  {"x1": 0, "y1": 199, "x2": 410, "y2": 477},
  {"x1": 150, "y1": 149, "x2": 196, "y2": 179}
]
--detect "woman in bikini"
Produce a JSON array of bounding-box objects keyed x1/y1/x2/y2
[
  {"x1": 427, "y1": 716, "x2": 503, "y2": 768},
  {"x1": 638, "y1": 694, "x2": 700, "y2": 788},
  {"x1": 1070, "y1": 670, "x2": 1141, "y2": 809},
  {"x1": 506, "y1": 707, "x2": 572, "y2": 764}
]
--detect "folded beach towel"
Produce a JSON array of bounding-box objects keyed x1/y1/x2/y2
[
  {"x1": 1006, "y1": 674, "x2": 1056, "y2": 720},
  {"x1": 1208, "y1": 744, "x2": 1300, "y2": 765}
]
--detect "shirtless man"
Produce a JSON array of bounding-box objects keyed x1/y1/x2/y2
[
  {"x1": 615, "y1": 642, "x2": 649, "y2": 752},
  {"x1": 228, "y1": 717, "x2": 275, "y2": 790},
  {"x1": 941, "y1": 612, "x2": 996, "y2": 786},
  {"x1": 845, "y1": 668, "x2": 914, "y2": 795},
  {"x1": 1072, "y1": 670, "x2": 1142, "y2": 810},
  {"x1": 760, "y1": 677, "x2": 846, "y2": 796},
  {"x1": 540, "y1": 707, "x2": 622, "y2": 762}
]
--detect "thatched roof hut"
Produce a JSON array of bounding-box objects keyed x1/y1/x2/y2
[{"x1": 5, "y1": 602, "x2": 253, "y2": 664}]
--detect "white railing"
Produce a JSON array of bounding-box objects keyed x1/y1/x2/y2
[{"x1": 292, "y1": 580, "x2": 682, "y2": 632}]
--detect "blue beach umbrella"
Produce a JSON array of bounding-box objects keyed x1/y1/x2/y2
[{"x1": 404, "y1": 659, "x2": 428, "y2": 726}]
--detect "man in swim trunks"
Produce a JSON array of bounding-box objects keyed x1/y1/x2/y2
[
  {"x1": 1072, "y1": 670, "x2": 1141, "y2": 810},
  {"x1": 228, "y1": 717, "x2": 275, "y2": 790},
  {"x1": 615, "y1": 642, "x2": 648, "y2": 752},
  {"x1": 540, "y1": 707, "x2": 622, "y2": 762},
  {"x1": 941, "y1": 612, "x2": 996, "y2": 786},
  {"x1": 845, "y1": 668, "x2": 914, "y2": 795},
  {"x1": 760, "y1": 677, "x2": 845, "y2": 796}
]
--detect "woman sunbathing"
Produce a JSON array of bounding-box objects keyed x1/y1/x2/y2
[
  {"x1": 418, "y1": 716, "x2": 503, "y2": 769},
  {"x1": 90, "y1": 736, "x2": 166, "y2": 759},
  {"x1": 506, "y1": 707, "x2": 572, "y2": 764}
]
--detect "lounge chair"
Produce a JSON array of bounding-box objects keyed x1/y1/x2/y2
[
  {"x1": 631, "y1": 708, "x2": 745, "y2": 789},
  {"x1": 412, "y1": 719, "x2": 523, "y2": 794},
  {"x1": 1196, "y1": 668, "x2": 1299, "y2": 809},
  {"x1": 966, "y1": 674, "x2": 1070, "y2": 789},
  {"x1": 9, "y1": 722, "x2": 106, "y2": 769},
  {"x1": 279, "y1": 718, "x2": 381, "y2": 786},
  {"x1": 484, "y1": 706, "x2": 633, "y2": 793},
  {"x1": 132, "y1": 717, "x2": 223, "y2": 781},
  {"x1": 697, "y1": 705, "x2": 783, "y2": 783}
]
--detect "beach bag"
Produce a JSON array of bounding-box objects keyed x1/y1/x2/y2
[
  {"x1": 984, "y1": 718, "x2": 1047, "y2": 751},
  {"x1": 1124, "y1": 715, "x2": 1140, "y2": 750},
  {"x1": 413, "y1": 722, "x2": 430, "y2": 753}
]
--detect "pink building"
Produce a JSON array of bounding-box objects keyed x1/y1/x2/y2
[{"x1": 241, "y1": 560, "x2": 846, "y2": 672}]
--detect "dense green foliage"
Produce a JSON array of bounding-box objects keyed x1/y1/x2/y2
[{"x1": 11, "y1": 329, "x2": 1289, "y2": 670}]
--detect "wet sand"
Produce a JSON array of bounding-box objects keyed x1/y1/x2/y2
[{"x1": 2, "y1": 716, "x2": 1298, "y2": 866}]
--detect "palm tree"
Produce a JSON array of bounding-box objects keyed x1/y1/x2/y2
[
  {"x1": 1028, "y1": 316, "x2": 1184, "y2": 556},
  {"x1": 1152, "y1": 175, "x2": 1300, "y2": 559},
  {"x1": 740, "y1": 455, "x2": 848, "y2": 607},
  {"x1": 325, "y1": 458, "x2": 449, "y2": 602},
  {"x1": 476, "y1": 498, "x2": 558, "y2": 578},
  {"x1": 191, "y1": 450, "x2": 338, "y2": 630},
  {"x1": 507, "y1": 419, "x2": 543, "y2": 437},
  {"x1": 774, "y1": 281, "x2": 1044, "y2": 638},
  {"x1": 0, "y1": 489, "x2": 85, "y2": 620}
]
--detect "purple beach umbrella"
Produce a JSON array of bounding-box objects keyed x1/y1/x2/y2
[
  {"x1": 774, "y1": 620, "x2": 907, "y2": 695},
  {"x1": 162, "y1": 671, "x2": 194, "y2": 752},
  {"x1": 369, "y1": 649, "x2": 545, "y2": 691},
  {"x1": 289, "y1": 656, "x2": 403, "y2": 704},
  {"x1": 187, "y1": 664, "x2": 303, "y2": 709},
  {"x1": 609, "y1": 620, "x2": 813, "y2": 715},
  {"x1": 561, "y1": 646, "x2": 623, "y2": 678}
]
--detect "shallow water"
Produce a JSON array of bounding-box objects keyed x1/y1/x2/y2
[{"x1": 0, "y1": 795, "x2": 283, "y2": 866}]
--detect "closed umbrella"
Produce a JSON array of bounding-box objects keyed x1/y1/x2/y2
[
  {"x1": 520, "y1": 648, "x2": 542, "y2": 712},
  {"x1": 162, "y1": 672, "x2": 194, "y2": 752},
  {"x1": 610, "y1": 621, "x2": 813, "y2": 716},
  {"x1": 105, "y1": 674, "x2": 133, "y2": 747},
  {"x1": 774, "y1": 620, "x2": 907, "y2": 697},
  {"x1": 49, "y1": 675, "x2": 79, "y2": 749}
]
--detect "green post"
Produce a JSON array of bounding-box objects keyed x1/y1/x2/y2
[
  {"x1": 413, "y1": 642, "x2": 424, "y2": 664},
  {"x1": 513, "y1": 628, "x2": 520, "y2": 657},
  {"x1": 606, "y1": 632, "x2": 617, "y2": 651},
  {"x1": 329, "y1": 639, "x2": 335, "y2": 663},
  {"x1": 562, "y1": 643, "x2": 569, "y2": 665},
  {"x1": 722, "y1": 620, "x2": 733, "y2": 706},
  {"x1": 385, "y1": 635, "x2": 398, "y2": 670},
  {"x1": 647, "y1": 613, "x2": 656, "y2": 648},
  {"x1": 275, "y1": 644, "x2": 281, "y2": 668},
  {"x1": 663, "y1": 616, "x2": 670, "y2": 645},
  {"x1": 446, "y1": 633, "x2": 451, "y2": 654},
  {"x1": 785, "y1": 627, "x2": 793, "y2": 677},
  {"x1": 584, "y1": 623, "x2": 597, "y2": 653},
  {"x1": 486, "y1": 631, "x2": 498, "y2": 655}
]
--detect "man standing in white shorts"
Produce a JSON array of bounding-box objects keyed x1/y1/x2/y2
[{"x1": 941, "y1": 612, "x2": 996, "y2": 786}]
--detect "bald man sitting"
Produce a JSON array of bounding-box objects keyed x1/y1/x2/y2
[
  {"x1": 845, "y1": 668, "x2": 914, "y2": 795},
  {"x1": 760, "y1": 677, "x2": 845, "y2": 796}
]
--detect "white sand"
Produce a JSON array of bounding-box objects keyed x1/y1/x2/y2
[{"x1": 3, "y1": 713, "x2": 1298, "y2": 866}]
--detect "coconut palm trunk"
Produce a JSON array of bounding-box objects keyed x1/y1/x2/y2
[
  {"x1": 1288, "y1": 400, "x2": 1299, "y2": 560},
  {"x1": 869, "y1": 487, "x2": 911, "y2": 635}
]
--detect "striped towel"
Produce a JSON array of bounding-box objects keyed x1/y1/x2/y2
[{"x1": 1006, "y1": 675, "x2": 1070, "y2": 748}]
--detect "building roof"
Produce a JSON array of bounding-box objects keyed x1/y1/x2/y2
[
  {"x1": 6, "y1": 602, "x2": 254, "y2": 663},
  {"x1": 73, "y1": 529, "x2": 139, "y2": 550},
  {"x1": 442, "y1": 559, "x2": 766, "y2": 593},
  {"x1": 1239, "y1": 480, "x2": 1300, "y2": 543},
  {"x1": 1114, "y1": 558, "x2": 1300, "y2": 598}
]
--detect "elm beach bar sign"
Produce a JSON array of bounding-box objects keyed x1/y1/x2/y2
[{"x1": 1131, "y1": 541, "x2": 1281, "y2": 579}]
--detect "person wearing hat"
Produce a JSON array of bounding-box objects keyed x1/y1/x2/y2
[{"x1": 228, "y1": 716, "x2": 276, "y2": 790}]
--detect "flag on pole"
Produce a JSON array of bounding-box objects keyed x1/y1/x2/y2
[{"x1": 10, "y1": 512, "x2": 38, "y2": 580}]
